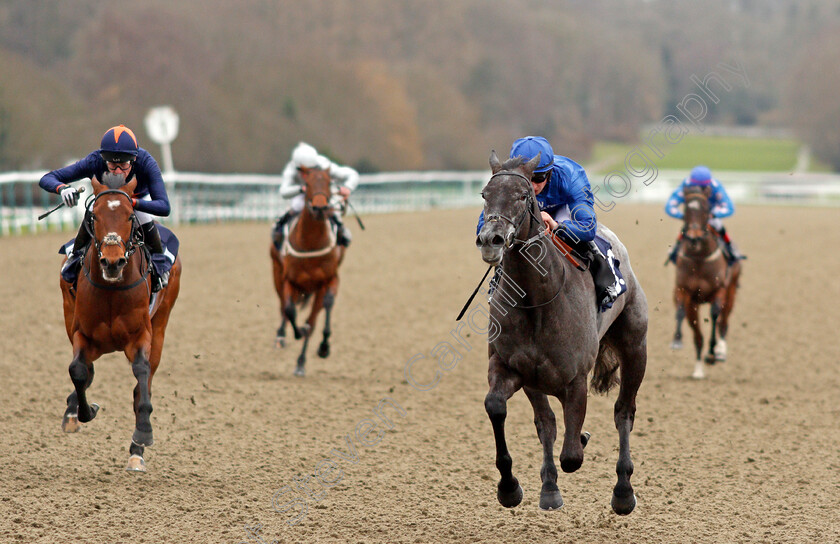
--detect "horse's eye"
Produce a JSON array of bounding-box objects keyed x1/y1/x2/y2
[
  {"x1": 480, "y1": 192, "x2": 486, "y2": 200},
  {"x1": 519, "y1": 193, "x2": 528, "y2": 201}
]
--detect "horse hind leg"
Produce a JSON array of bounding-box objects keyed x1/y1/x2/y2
[
  {"x1": 127, "y1": 350, "x2": 154, "y2": 472},
  {"x1": 524, "y1": 388, "x2": 563, "y2": 510},
  {"x1": 610, "y1": 335, "x2": 647, "y2": 515},
  {"x1": 705, "y1": 301, "x2": 722, "y2": 364},
  {"x1": 485, "y1": 354, "x2": 524, "y2": 508},
  {"x1": 317, "y1": 291, "x2": 335, "y2": 359},
  {"x1": 715, "y1": 269, "x2": 740, "y2": 362}
]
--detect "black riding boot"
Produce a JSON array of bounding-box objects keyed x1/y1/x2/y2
[
  {"x1": 330, "y1": 215, "x2": 351, "y2": 247},
  {"x1": 70, "y1": 211, "x2": 92, "y2": 258},
  {"x1": 715, "y1": 226, "x2": 745, "y2": 265},
  {"x1": 272, "y1": 210, "x2": 296, "y2": 249},
  {"x1": 585, "y1": 241, "x2": 619, "y2": 309},
  {"x1": 141, "y1": 222, "x2": 168, "y2": 293}
]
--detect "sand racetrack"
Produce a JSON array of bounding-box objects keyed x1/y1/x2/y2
[{"x1": 1, "y1": 203, "x2": 839, "y2": 543}]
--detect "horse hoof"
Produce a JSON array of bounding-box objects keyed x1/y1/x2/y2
[
  {"x1": 275, "y1": 337, "x2": 286, "y2": 348},
  {"x1": 293, "y1": 366, "x2": 306, "y2": 377},
  {"x1": 539, "y1": 489, "x2": 564, "y2": 511},
  {"x1": 692, "y1": 362, "x2": 705, "y2": 380},
  {"x1": 670, "y1": 339, "x2": 683, "y2": 350},
  {"x1": 62, "y1": 414, "x2": 81, "y2": 433},
  {"x1": 132, "y1": 429, "x2": 154, "y2": 448},
  {"x1": 78, "y1": 403, "x2": 100, "y2": 423},
  {"x1": 714, "y1": 340, "x2": 727, "y2": 362},
  {"x1": 301, "y1": 324, "x2": 311, "y2": 337},
  {"x1": 126, "y1": 455, "x2": 147, "y2": 472},
  {"x1": 317, "y1": 343, "x2": 330, "y2": 358},
  {"x1": 611, "y1": 491, "x2": 637, "y2": 516},
  {"x1": 497, "y1": 480, "x2": 523, "y2": 508}
]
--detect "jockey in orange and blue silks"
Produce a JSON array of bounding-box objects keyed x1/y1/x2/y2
[
  {"x1": 665, "y1": 165, "x2": 745, "y2": 265},
  {"x1": 39, "y1": 125, "x2": 172, "y2": 292},
  {"x1": 477, "y1": 136, "x2": 620, "y2": 308}
]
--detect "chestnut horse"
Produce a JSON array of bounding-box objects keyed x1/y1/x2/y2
[
  {"x1": 270, "y1": 166, "x2": 345, "y2": 377},
  {"x1": 670, "y1": 186, "x2": 741, "y2": 379},
  {"x1": 475, "y1": 152, "x2": 647, "y2": 514},
  {"x1": 59, "y1": 174, "x2": 181, "y2": 471}
]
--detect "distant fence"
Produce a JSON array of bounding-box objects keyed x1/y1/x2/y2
[{"x1": 2, "y1": 169, "x2": 839, "y2": 235}]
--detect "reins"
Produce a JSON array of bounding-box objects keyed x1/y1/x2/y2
[{"x1": 82, "y1": 189, "x2": 152, "y2": 293}]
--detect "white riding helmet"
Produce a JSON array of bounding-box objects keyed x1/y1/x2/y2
[{"x1": 292, "y1": 142, "x2": 320, "y2": 168}]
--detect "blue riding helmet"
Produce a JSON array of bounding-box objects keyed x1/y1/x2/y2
[
  {"x1": 688, "y1": 165, "x2": 712, "y2": 186},
  {"x1": 510, "y1": 136, "x2": 554, "y2": 173},
  {"x1": 99, "y1": 125, "x2": 139, "y2": 163}
]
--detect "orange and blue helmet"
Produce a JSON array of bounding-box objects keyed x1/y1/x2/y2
[
  {"x1": 510, "y1": 136, "x2": 554, "y2": 173},
  {"x1": 99, "y1": 125, "x2": 139, "y2": 163},
  {"x1": 688, "y1": 165, "x2": 712, "y2": 186}
]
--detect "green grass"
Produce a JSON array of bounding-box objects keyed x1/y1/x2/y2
[{"x1": 589, "y1": 135, "x2": 806, "y2": 173}]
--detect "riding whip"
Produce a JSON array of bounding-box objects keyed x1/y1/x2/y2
[
  {"x1": 345, "y1": 200, "x2": 366, "y2": 230},
  {"x1": 38, "y1": 186, "x2": 86, "y2": 220},
  {"x1": 456, "y1": 265, "x2": 493, "y2": 321}
]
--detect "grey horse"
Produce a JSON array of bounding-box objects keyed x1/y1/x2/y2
[{"x1": 475, "y1": 152, "x2": 648, "y2": 514}]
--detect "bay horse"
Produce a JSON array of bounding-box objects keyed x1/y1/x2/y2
[
  {"x1": 59, "y1": 174, "x2": 181, "y2": 472},
  {"x1": 670, "y1": 185, "x2": 741, "y2": 379},
  {"x1": 475, "y1": 152, "x2": 647, "y2": 514},
  {"x1": 270, "y1": 166, "x2": 345, "y2": 377}
]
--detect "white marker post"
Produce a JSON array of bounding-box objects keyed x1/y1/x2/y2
[{"x1": 144, "y1": 106, "x2": 180, "y2": 224}]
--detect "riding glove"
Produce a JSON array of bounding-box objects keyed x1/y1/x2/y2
[{"x1": 60, "y1": 186, "x2": 80, "y2": 207}]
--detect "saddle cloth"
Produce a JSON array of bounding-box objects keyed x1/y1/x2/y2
[{"x1": 592, "y1": 235, "x2": 628, "y2": 312}]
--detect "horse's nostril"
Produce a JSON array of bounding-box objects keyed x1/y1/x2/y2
[
  {"x1": 490, "y1": 235, "x2": 505, "y2": 247},
  {"x1": 117, "y1": 258, "x2": 127, "y2": 267},
  {"x1": 99, "y1": 258, "x2": 108, "y2": 268}
]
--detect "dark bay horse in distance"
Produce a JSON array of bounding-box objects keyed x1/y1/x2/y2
[
  {"x1": 474, "y1": 152, "x2": 648, "y2": 514},
  {"x1": 670, "y1": 185, "x2": 741, "y2": 379},
  {"x1": 59, "y1": 174, "x2": 181, "y2": 472},
  {"x1": 270, "y1": 166, "x2": 345, "y2": 377}
]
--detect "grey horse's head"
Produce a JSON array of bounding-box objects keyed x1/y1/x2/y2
[{"x1": 475, "y1": 151, "x2": 541, "y2": 265}]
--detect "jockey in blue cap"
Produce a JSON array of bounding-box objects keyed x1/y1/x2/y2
[
  {"x1": 39, "y1": 125, "x2": 171, "y2": 292},
  {"x1": 477, "y1": 136, "x2": 620, "y2": 308},
  {"x1": 665, "y1": 165, "x2": 744, "y2": 265}
]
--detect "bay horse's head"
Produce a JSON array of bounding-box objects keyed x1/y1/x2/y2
[
  {"x1": 476, "y1": 151, "x2": 542, "y2": 265},
  {"x1": 682, "y1": 185, "x2": 713, "y2": 253},
  {"x1": 88, "y1": 173, "x2": 141, "y2": 283},
  {"x1": 299, "y1": 165, "x2": 333, "y2": 221}
]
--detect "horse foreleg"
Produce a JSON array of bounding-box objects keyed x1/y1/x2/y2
[
  {"x1": 716, "y1": 265, "x2": 740, "y2": 362},
  {"x1": 485, "y1": 352, "x2": 524, "y2": 508},
  {"x1": 671, "y1": 301, "x2": 685, "y2": 350},
  {"x1": 706, "y1": 299, "x2": 722, "y2": 364},
  {"x1": 685, "y1": 301, "x2": 705, "y2": 379},
  {"x1": 317, "y1": 278, "x2": 339, "y2": 359},
  {"x1": 64, "y1": 339, "x2": 100, "y2": 432},
  {"x1": 272, "y1": 250, "x2": 287, "y2": 347},
  {"x1": 282, "y1": 282, "x2": 303, "y2": 340},
  {"x1": 294, "y1": 291, "x2": 324, "y2": 377},
  {"x1": 129, "y1": 346, "x2": 155, "y2": 458},
  {"x1": 524, "y1": 387, "x2": 563, "y2": 510},
  {"x1": 558, "y1": 376, "x2": 588, "y2": 474}
]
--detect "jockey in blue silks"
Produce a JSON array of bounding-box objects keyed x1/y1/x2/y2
[
  {"x1": 477, "y1": 136, "x2": 619, "y2": 308},
  {"x1": 39, "y1": 125, "x2": 172, "y2": 292},
  {"x1": 664, "y1": 165, "x2": 745, "y2": 265}
]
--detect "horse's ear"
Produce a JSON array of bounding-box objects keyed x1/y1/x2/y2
[
  {"x1": 489, "y1": 150, "x2": 502, "y2": 174},
  {"x1": 91, "y1": 176, "x2": 105, "y2": 195},
  {"x1": 123, "y1": 177, "x2": 138, "y2": 196},
  {"x1": 524, "y1": 153, "x2": 541, "y2": 177}
]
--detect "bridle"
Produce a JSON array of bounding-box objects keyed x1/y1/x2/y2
[
  {"x1": 82, "y1": 189, "x2": 151, "y2": 291},
  {"x1": 482, "y1": 169, "x2": 565, "y2": 309},
  {"x1": 483, "y1": 170, "x2": 546, "y2": 248}
]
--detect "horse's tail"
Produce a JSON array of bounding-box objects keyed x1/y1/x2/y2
[{"x1": 591, "y1": 339, "x2": 621, "y2": 394}]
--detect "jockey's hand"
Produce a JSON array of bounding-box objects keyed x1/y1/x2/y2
[
  {"x1": 540, "y1": 211, "x2": 558, "y2": 233},
  {"x1": 338, "y1": 186, "x2": 351, "y2": 200},
  {"x1": 60, "y1": 186, "x2": 80, "y2": 208}
]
